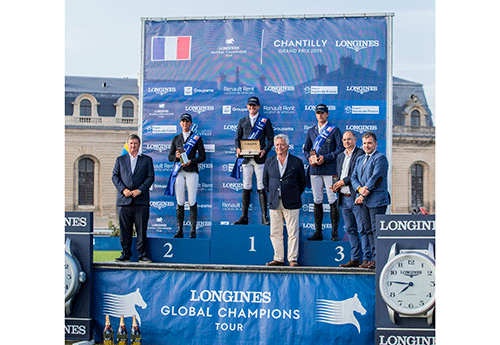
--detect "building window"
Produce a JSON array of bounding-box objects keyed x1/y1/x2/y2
[
  {"x1": 411, "y1": 109, "x2": 420, "y2": 127},
  {"x1": 411, "y1": 163, "x2": 424, "y2": 208},
  {"x1": 78, "y1": 158, "x2": 94, "y2": 205},
  {"x1": 80, "y1": 99, "x2": 92, "y2": 117},
  {"x1": 122, "y1": 100, "x2": 134, "y2": 118}
]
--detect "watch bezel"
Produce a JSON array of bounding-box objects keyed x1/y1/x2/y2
[{"x1": 379, "y1": 251, "x2": 436, "y2": 316}]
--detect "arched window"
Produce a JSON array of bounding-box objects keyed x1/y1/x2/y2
[
  {"x1": 411, "y1": 163, "x2": 424, "y2": 208},
  {"x1": 78, "y1": 158, "x2": 94, "y2": 205},
  {"x1": 80, "y1": 99, "x2": 92, "y2": 117},
  {"x1": 122, "y1": 100, "x2": 134, "y2": 118},
  {"x1": 411, "y1": 109, "x2": 420, "y2": 127}
]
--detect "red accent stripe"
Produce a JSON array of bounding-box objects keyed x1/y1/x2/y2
[{"x1": 176, "y1": 36, "x2": 191, "y2": 60}]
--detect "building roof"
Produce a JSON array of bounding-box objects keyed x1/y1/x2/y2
[{"x1": 65, "y1": 76, "x2": 139, "y2": 95}]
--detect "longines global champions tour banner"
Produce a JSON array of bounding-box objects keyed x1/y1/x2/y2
[
  {"x1": 93, "y1": 268, "x2": 375, "y2": 344},
  {"x1": 140, "y1": 15, "x2": 391, "y2": 239}
]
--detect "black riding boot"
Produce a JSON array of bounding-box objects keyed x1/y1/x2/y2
[
  {"x1": 173, "y1": 204, "x2": 184, "y2": 238},
  {"x1": 189, "y1": 203, "x2": 197, "y2": 238},
  {"x1": 233, "y1": 189, "x2": 251, "y2": 225},
  {"x1": 258, "y1": 189, "x2": 270, "y2": 225},
  {"x1": 330, "y1": 202, "x2": 340, "y2": 241},
  {"x1": 308, "y1": 203, "x2": 324, "y2": 241}
]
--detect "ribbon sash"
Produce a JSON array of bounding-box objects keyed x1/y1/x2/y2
[
  {"x1": 306, "y1": 124, "x2": 336, "y2": 188},
  {"x1": 312, "y1": 124, "x2": 335, "y2": 152},
  {"x1": 230, "y1": 116, "x2": 268, "y2": 179},
  {"x1": 165, "y1": 134, "x2": 201, "y2": 196}
]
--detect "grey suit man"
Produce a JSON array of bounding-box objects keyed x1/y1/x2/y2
[
  {"x1": 331, "y1": 131, "x2": 367, "y2": 268},
  {"x1": 112, "y1": 134, "x2": 155, "y2": 262}
]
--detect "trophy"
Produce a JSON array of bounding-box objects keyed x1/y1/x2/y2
[
  {"x1": 178, "y1": 147, "x2": 189, "y2": 164},
  {"x1": 240, "y1": 139, "x2": 261, "y2": 158},
  {"x1": 310, "y1": 149, "x2": 318, "y2": 165}
]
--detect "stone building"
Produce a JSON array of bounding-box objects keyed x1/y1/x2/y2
[
  {"x1": 65, "y1": 75, "x2": 435, "y2": 228},
  {"x1": 65, "y1": 76, "x2": 139, "y2": 229}
]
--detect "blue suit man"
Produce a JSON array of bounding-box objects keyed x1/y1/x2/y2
[
  {"x1": 351, "y1": 132, "x2": 390, "y2": 268},
  {"x1": 112, "y1": 134, "x2": 155, "y2": 262}
]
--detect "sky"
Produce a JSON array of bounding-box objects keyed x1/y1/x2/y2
[{"x1": 65, "y1": 0, "x2": 436, "y2": 115}]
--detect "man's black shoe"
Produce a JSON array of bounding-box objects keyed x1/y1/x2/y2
[
  {"x1": 114, "y1": 255, "x2": 131, "y2": 262},
  {"x1": 139, "y1": 256, "x2": 152, "y2": 263}
]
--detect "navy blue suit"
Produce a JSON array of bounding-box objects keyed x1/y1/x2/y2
[
  {"x1": 303, "y1": 123, "x2": 343, "y2": 175},
  {"x1": 263, "y1": 154, "x2": 306, "y2": 210},
  {"x1": 351, "y1": 149, "x2": 390, "y2": 261},
  {"x1": 335, "y1": 147, "x2": 370, "y2": 262},
  {"x1": 112, "y1": 153, "x2": 155, "y2": 259}
]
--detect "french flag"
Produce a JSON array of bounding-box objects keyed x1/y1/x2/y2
[{"x1": 151, "y1": 36, "x2": 192, "y2": 61}]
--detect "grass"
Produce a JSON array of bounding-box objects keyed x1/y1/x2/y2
[{"x1": 94, "y1": 250, "x2": 121, "y2": 262}]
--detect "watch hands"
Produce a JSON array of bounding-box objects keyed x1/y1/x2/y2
[
  {"x1": 389, "y1": 281, "x2": 410, "y2": 285},
  {"x1": 398, "y1": 281, "x2": 414, "y2": 294}
]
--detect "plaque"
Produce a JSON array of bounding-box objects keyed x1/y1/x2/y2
[
  {"x1": 240, "y1": 139, "x2": 261, "y2": 158},
  {"x1": 178, "y1": 148, "x2": 189, "y2": 164},
  {"x1": 310, "y1": 150, "x2": 318, "y2": 165}
]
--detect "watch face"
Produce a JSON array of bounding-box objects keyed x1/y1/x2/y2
[
  {"x1": 379, "y1": 251, "x2": 435, "y2": 315},
  {"x1": 65, "y1": 252, "x2": 78, "y2": 301}
]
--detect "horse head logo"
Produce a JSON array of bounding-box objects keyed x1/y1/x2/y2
[
  {"x1": 316, "y1": 294, "x2": 366, "y2": 333},
  {"x1": 103, "y1": 288, "x2": 147, "y2": 326}
]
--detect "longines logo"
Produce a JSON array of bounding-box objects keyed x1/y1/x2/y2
[
  {"x1": 150, "y1": 201, "x2": 175, "y2": 210},
  {"x1": 223, "y1": 124, "x2": 238, "y2": 131},
  {"x1": 345, "y1": 124, "x2": 378, "y2": 134},
  {"x1": 264, "y1": 86, "x2": 295, "y2": 94},
  {"x1": 185, "y1": 105, "x2": 215, "y2": 114},
  {"x1": 222, "y1": 182, "x2": 244, "y2": 191},
  {"x1": 379, "y1": 220, "x2": 435, "y2": 231},
  {"x1": 379, "y1": 335, "x2": 435, "y2": 345},
  {"x1": 147, "y1": 86, "x2": 176, "y2": 95},
  {"x1": 346, "y1": 86, "x2": 378, "y2": 94},
  {"x1": 335, "y1": 40, "x2": 379, "y2": 52},
  {"x1": 402, "y1": 270, "x2": 422, "y2": 278},
  {"x1": 305, "y1": 105, "x2": 336, "y2": 111},
  {"x1": 146, "y1": 143, "x2": 170, "y2": 152}
]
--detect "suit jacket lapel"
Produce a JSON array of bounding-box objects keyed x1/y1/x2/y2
[{"x1": 123, "y1": 154, "x2": 133, "y2": 175}]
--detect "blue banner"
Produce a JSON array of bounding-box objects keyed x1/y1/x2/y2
[
  {"x1": 141, "y1": 16, "x2": 389, "y2": 238},
  {"x1": 93, "y1": 268, "x2": 375, "y2": 344}
]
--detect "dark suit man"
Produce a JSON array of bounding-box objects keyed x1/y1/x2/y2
[
  {"x1": 112, "y1": 134, "x2": 155, "y2": 262},
  {"x1": 233, "y1": 96, "x2": 274, "y2": 225},
  {"x1": 351, "y1": 132, "x2": 390, "y2": 268},
  {"x1": 263, "y1": 134, "x2": 306, "y2": 266},
  {"x1": 331, "y1": 131, "x2": 367, "y2": 267}
]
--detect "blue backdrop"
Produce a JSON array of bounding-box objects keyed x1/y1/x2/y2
[{"x1": 141, "y1": 16, "x2": 389, "y2": 239}]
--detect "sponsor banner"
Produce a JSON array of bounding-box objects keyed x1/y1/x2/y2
[
  {"x1": 94, "y1": 268, "x2": 375, "y2": 344},
  {"x1": 142, "y1": 16, "x2": 389, "y2": 237}
]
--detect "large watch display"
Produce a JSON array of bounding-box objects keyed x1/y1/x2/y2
[
  {"x1": 65, "y1": 238, "x2": 87, "y2": 316},
  {"x1": 379, "y1": 242, "x2": 435, "y2": 325}
]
